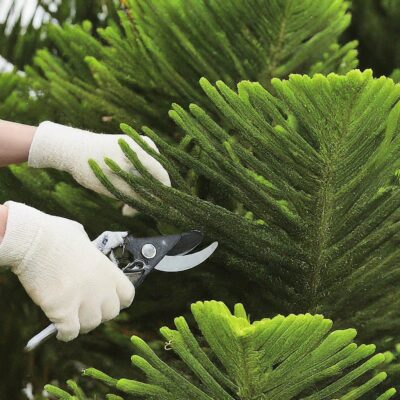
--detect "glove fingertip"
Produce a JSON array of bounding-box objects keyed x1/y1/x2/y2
[
  {"x1": 101, "y1": 296, "x2": 121, "y2": 322},
  {"x1": 117, "y1": 276, "x2": 135, "y2": 309},
  {"x1": 122, "y1": 204, "x2": 138, "y2": 217},
  {"x1": 55, "y1": 318, "x2": 80, "y2": 342}
]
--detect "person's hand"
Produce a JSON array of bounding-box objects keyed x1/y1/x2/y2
[
  {"x1": 28, "y1": 122, "x2": 171, "y2": 216},
  {"x1": 0, "y1": 202, "x2": 135, "y2": 341}
]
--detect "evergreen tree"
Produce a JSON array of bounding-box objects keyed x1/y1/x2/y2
[
  {"x1": 45, "y1": 301, "x2": 397, "y2": 399},
  {"x1": 0, "y1": 78, "x2": 149, "y2": 397},
  {"x1": 1, "y1": 1, "x2": 400, "y2": 398},
  {"x1": 89, "y1": 69, "x2": 400, "y2": 348},
  {"x1": 30, "y1": 0, "x2": 357, "y2": 132},
  {"x1": 2, "y1": 0, "x2": 359, "y2": 233},
  {"x1": 0, "y1": 0, "x2": 119, "y2": 69},
  {"x1": 350, "y1": 0, "x2": 400, "y2": 79},
  {"x1": 0, "y1": 0, "x2": 361, "y2": 369}
]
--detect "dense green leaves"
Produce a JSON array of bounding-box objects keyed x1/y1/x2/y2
[
  {"x1": 0, "y1": 71, "x2": 134, "y2": 235},
  {"x1": 0, "y1": 0, "x2": 118, "y2": 69},
  {"x1": 93, "y1": 70, "x2": 400, "y2": 344},
  {"x1": 1, "y1": 1, "x2": 363, "y2": 350},
  {"x1": 0, "y1": 0, "x2": 358, "y2": 232},
  {"x1": 30, "y1": 0, "x2": 357, "y2": 132},
  {"x1": 45, "y1": 301, "x2": 396, "y2": 399},
  {"x1": 0, "y1": 3, "x2": 45, "y2": 70},
  {"x1": 0, "y1": 72, "x2": 38, "y2": 122},
  {"x1": 351, "y1": 0, "x2": 400, "y2": 77},
  {"x1": 1, "y1": 1, "x2": 399, "y2": 398}
]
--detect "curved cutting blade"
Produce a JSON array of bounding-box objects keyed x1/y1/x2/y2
[
  {"x1": 167, "y1": 230, "x2": 204, "y2": 256},
  {"x1": 155, "y1": 242, "x2": 218, "y2": 272}
]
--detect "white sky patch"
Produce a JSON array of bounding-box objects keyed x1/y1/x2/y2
[
  {"x1": 0, "y1": 55, "x2": 13, "y2": 72},
  {"x1": 0, "y1": 0, "x2": 48, "y2": 70},
  {"x1": 0, "y1": 0, "x2": 44, "y2": 28}
]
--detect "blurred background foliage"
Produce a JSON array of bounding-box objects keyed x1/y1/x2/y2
[
  {"x1": 0, "y1": 0, "x2": 119, "y2": 70},
  {"x1": 0, "y1": 0, "x2": 400, "y2": 398},
  {"x1": 349, "y1": 0, "x2": 400, "y2": 79}
]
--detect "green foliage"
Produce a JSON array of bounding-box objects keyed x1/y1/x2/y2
[
  {"x1": 0, "y1": 0, "x2": 118, "y2": 69},
  {"x1": 91, "y1": 69, "x2": 400, "y2": 345},
  {"x1": 0, "y1": 70, "x2": 135, "y2": 233},
  {"x1": 350, "y1": 0, "x2": 400, "y2": 77},
  {"x1": 371, "y1": 343, "x2": 400, "y2": 395},
  {"x1": 0, "y1": 11, "x2": 362, "y2": 393},
  {"x1": 2, "y1": 1, "x2": 400, "y2": 398},
  {"x1": 30, "y1": 0, "x2": 357, "y2": 132},
  {"x1": 0, "y1": 0, "x2": 358, "y2": 234},
  {"x1": 0, "y1": 72, "x2": 40, "y2": 123},
  {"x1": 45, "y1": 301, "x2": 396, "y2": 399},
  {"x1": 0, "y1": 68, "x2": 142, "y2": 399},
  {"x1": 0, "y1": 72, "x2": 54, "y2": 207}
]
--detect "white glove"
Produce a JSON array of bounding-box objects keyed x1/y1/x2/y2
[
  {"x1": 0, "y1": 202, "x2": 135, "y2": 341},
  {"x1": 28, "y1": 121, "x2": 171, "y2": 216},
  {"x1": 93, "y1": 231, "x2": 128, "y2": 255}
]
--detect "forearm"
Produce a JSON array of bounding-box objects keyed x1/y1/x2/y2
[
  {"x1": 0, "y1": 120, "x2": 36, "y2": 167},
  {"x1": 0, "y1": 204, "x2": 8, "y2": 242}
]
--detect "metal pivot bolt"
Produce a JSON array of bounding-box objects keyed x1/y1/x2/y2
[
  {"x1": 142, "y1": 243, "x2": 157, "y2": 259},
  {"x1": 25, "y1": 231, "x2": 218, "y2": 352}
]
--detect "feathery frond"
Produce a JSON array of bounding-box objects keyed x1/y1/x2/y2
[
  {"x1": 30, "y1": 0, "x2": 358, "y2": 131},
  {"x1": 93, "y1": 70, "x2": 400, "y2": 344},
  {"x1": 0, "y1": 0, "x2": 118, "y2": 69},
  {"x1": 45, "y1": 301, "x2": 396, "y2": 399}
]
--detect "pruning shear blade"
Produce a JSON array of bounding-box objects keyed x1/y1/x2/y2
[
  {"x1": 155, "y1": 242, "x2": 218, "y2": 272},
  {"x1": 25, "y1": 230, "x2": 218, "y2": 352}
]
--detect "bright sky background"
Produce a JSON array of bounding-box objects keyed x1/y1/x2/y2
[{"x1": 0, "y1": 0, "x2": 46, "y2": 71}]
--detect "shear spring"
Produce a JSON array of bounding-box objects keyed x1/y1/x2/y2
[{"x1": 164, "y1": 340, "x2": 173, "y2": 351}]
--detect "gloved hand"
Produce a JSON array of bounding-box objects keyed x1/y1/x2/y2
[
  {"x1": 28, "y1": 121, "x2": 171, "y2": 216},
  {"x1": 93, "y1": 231, "x2": 128, "y2": 255},
  {"x1": 0, "y1": 202, "x2": 135, "y2": 341}
]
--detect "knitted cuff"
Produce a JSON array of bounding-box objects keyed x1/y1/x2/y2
[
  {"x1": 28, "y1": 121, "x2": 93, "y2": 173},
  {"x1": 0, "y1": 202, "x2": 44, "y2": 272}
]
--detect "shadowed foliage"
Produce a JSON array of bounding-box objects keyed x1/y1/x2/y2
[{"x1": 90, "y1": 70, "x2": 400, "y2": 345}]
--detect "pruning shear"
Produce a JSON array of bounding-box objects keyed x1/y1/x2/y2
[{"x1": 25, "y1": 230, "x2": 218, "y2": 352}]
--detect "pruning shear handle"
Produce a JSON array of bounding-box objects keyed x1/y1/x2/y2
[{"x1": 24, "y1": 230, "x2": 218, "y2": 351}]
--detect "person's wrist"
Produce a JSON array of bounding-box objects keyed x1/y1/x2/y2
[
  {"x1": 0, "y1": 204, "x2": 8, "y2": 243},
  {"x1": 22, "y1": 124, "x2": 36, "y2": 153},
  {"x1": 0, "y1": 120, "x2": 36, "y2": 166}
]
